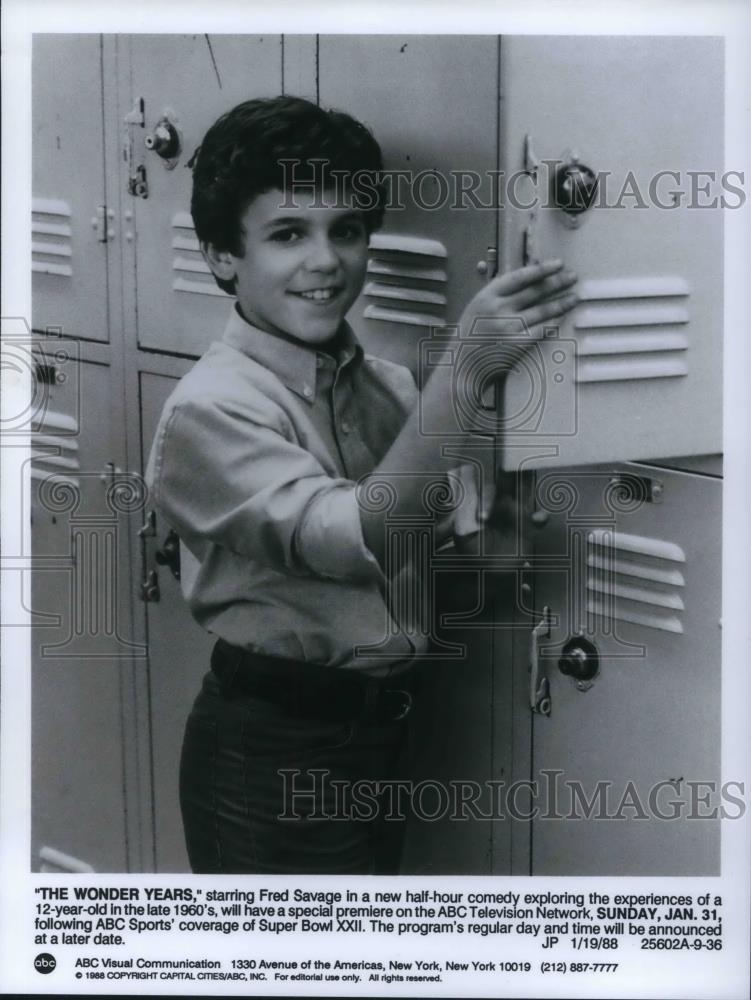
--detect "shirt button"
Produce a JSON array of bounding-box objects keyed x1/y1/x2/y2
[
  {"x1": 341, "y1": 420, "x2": 351, "y2": 434},
  {"x1": 303, "y1": 385, "x2": 313, "y2": 398}
]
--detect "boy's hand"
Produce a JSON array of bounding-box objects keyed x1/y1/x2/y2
[{"x1": 458, "y1": 258, "x2": 579, "y2": 362}]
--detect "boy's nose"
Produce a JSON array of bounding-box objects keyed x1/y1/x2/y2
[{"x1": 304, "y1": 236, "x2": 339, "y2": 272}]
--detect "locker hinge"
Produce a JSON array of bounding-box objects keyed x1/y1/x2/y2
[
  {"x1": 90, "y1": 206, "x2": 116, "y2": 243},
  {"x1": 530, "y1": 605, "x2": 551, "y2": 715},
  {"x1": 475, "y1": 247, "x2": 497, "y2": 279},
  {"x1": 524, "y1": 134, "x2": 540, "y2": 179},
  {"x1": 124, "y1": 97, "x2": 145, "y2": 127},
  {"x1": 522, "y1": 135, "x2": 540, "y2": 265}
]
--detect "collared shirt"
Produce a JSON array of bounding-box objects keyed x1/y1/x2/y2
[{"x1": 145, "y1": 306, "x2": 431, "y2": 675}]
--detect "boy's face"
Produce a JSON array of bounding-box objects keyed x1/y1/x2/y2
[{"x1": 214, "y1": 188, "x2": 369, "y2": 345}]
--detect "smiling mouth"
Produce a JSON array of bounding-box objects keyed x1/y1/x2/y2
[{"x1": 290, "y1": 287, "x2": 342, "y2": 303}]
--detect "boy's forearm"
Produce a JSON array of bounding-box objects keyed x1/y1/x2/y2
[{"x1": 359, "y1": 351, "x2": 458, "y2": 569}]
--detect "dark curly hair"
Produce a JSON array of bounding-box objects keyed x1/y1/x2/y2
[{"x1": 191, "y1": 96, "x2": 386, "y2": 293}]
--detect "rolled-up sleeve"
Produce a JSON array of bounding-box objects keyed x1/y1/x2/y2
[{"x1": 147, "y1": 395, "x2": 382, "y2": 584}]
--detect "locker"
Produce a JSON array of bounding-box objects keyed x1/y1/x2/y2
[
  {"x1": 399, "y1": 570, "x2": 516, "y2": 874},
  {"x1": 524, "y1": 463, "x2": 721, "y2": 874},
  {"x1": 497, "y1": 36, "x2": 723, "y2": 469},
  {"x1": 30, "y1": 357, "x2": 138, "y2": 872},
  {"x1": 32, "y1": 35, "x2": 111, "y2": 342},
  {"x1": 122, "y1": 35, "x2": 283, "y2": 357},
  {"x1": 138, "y1": 372, "x2": 214, "y2": 872}
]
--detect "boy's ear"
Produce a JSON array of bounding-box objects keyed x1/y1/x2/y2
[{"x1": 201, "y1": 241, "x2": 237, "y2": 282}]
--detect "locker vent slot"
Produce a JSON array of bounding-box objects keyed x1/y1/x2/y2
[
  {"x1": 32, "y1": 198, "x2": 73, "y2": 277},
  {"x1": 586, "y1": 528, "x2": 686, "y2": 634},
  {"x1": 171, "y1": 212, "x2": 229, "y2": 298},
  {"x1": 574, "y1": 276, "x2": 690, "y2": 383},
  {"x1": 39, "y1": 845, "x2": 95, "y2": 874},
  {"x1": 364, "y1": 232, "x2": 448, "y2": 329},
  {"x1": 31, "y1": 409, "x2": 80, "y2": 487}
]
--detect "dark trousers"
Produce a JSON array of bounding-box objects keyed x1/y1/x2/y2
[{"x1": 179, "y1": 667, "x2": 410, "y2": 874}]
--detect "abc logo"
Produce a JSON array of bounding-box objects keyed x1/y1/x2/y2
[{"x1": 34, "y1": 952, "x2": 56, "y2": 974}]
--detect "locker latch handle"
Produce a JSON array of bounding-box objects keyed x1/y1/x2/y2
[
  {"x1": 558, "y1": 636, "x2": 600, "y2": 692},
  {"x1": 144, "y1": 116, "x2": 182, "y2": 169},
  {"x1": 141, "y1": 569, "x2": 160, "y2": 603},
  {"x1": 155, "y1": 529, "x2": 181, "y2": 580},
  {"x1": 552, "y1": 152, "x2": 598, "y2": 219},
  {"x1": 530, "y1": 605, "x2": 551, "y2": 715},
  {"x1": 138, "y1": 510, "x2": 160, "y2": 602}
]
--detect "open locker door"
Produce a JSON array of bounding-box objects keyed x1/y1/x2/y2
[{"x1": 498, "y1": 36, "x2": 723, "y2": 470}]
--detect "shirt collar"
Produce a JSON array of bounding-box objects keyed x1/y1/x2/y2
[{"x1": 221, "y1": 305, "x2": 361, "y2": 402}]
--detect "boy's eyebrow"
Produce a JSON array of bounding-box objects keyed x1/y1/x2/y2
[{"x1": 261, "y1": 210, "x2": 365, "y2": 230}]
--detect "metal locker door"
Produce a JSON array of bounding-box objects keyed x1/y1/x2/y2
[
  {"x1": 318, "y1": 35, "x2": 499, "y2": 374},
  {"x1": 30, "y1": 354, "x2": 141, "y2": 872},
  {"x1": 138, "y1": 372, "x2": 214, "y2": 872},
  {"x1": 498, "y1": 36, "x2": 723, "y2": 469},
  {"x1": 122, "y1": 35, "x2": 283, "y2": 357},
  {"x1": 32, "y1": 35, "x2": 111, "y2": 343},
  {"x1": 399, "y1": 571, "x2": 515, "y2": 875},
  {"x1": 526, "y1": 463, "x2": 721, "y2": 875}
]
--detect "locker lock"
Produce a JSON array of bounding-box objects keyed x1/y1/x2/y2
[
  {"x1": 558, "y1": 636, "x2": 600, "y2": 690},
  {"x1": 552, "y1": 154, "x2": 599, "y2": 219},
  {"x1": 144, "y1": 117, "x2": 182, "y2": 168}
]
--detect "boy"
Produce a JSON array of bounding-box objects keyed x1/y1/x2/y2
[{"x1": 146, "y1": 96, "x2": 577, "y2": 875}]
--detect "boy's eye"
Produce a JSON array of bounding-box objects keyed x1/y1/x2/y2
[
  {"x1": 332, "y1": 220, "x2": 366, "y2": 241},
  {"x1": 269, "y1": 228, "x2": 302, "y2": 243}
]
